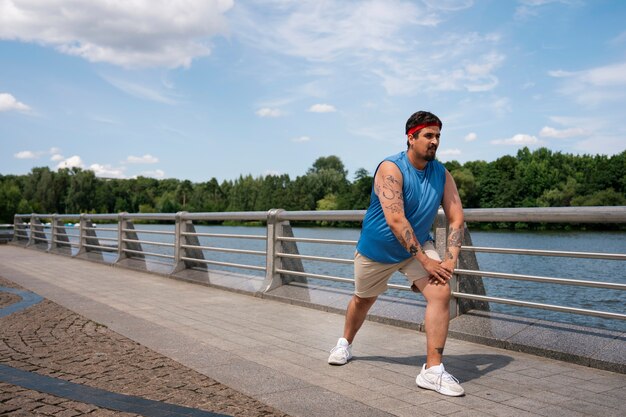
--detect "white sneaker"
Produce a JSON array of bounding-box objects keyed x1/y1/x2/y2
[
  {"x1": 328, "y1": 338, "x2": 352, "y2": 365},
  {"x1": 416, "y1": 363, "x2": 465, "y2": 396}
]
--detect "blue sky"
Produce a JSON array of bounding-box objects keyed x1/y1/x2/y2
[{"x1": 1, "y1": 0, "x2": 625, "y2": 183}]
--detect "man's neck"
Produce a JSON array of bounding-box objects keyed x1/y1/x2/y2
[{"x1": 407, "y1": 150, "x2": 428, "y2": 170}]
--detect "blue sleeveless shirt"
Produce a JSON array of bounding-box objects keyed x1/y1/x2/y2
[{"x1": 356, "y1": 151, "x2": 446, "y2": 263}]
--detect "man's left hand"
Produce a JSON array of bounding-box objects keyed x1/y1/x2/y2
[{"x1": 428, "y1": 260, "x2": 455, "y2": 285}]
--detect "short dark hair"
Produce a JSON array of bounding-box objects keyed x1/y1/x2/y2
[{"x1": 405, "y1": 111, "x2": 442, "y2": 147}]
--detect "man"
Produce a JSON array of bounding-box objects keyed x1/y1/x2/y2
[{"x1": 327, "y1": 110, "x2": 465, "y2": 397}]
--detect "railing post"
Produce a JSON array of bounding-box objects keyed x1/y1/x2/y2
[
  {"x1": 262, "y1": 209, "x2": 281, "y2": 292},
  {"x1": 172, "y1": 212, "x2": 206, "y2": 275},
  {"x1": 173, "y1": 211, "x2": 183, "y2": 273},
  {"x1": 27, "y1": 214, "x2": 35, "y2": 247},
  {"x1": 49, "y1": 214, "x2": 57, "y2": 253},
  {"x1": 115, "y1": 213, "x2": 145, "y2": 268},
  {"x1": 115, "y1": 212, "x2": 126, "y2": 263},
  {"x1": 28, "y1": 214, "x2": 47, "y2": 250},
  {"x1": 262, "y1": 209, "x2": 306, "y2": 293},
  {"x1": 434, "y1": 209, "x2": 459, "y2": 319},
  {"x1": 12, "y1": 215, "x2": 28, "y2": 245},
  {"x1": 76, "y1": 213, "x2": 86, "y2": 256},
  {"x1": 49, "y1": 215, "x2": 71, "y2": 255}
]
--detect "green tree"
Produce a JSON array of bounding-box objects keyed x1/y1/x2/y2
[
  {"x1": 572, "y1": 188, "x2": 626, "y2": 206},
  {"x1": 450, "y1": 168, "x2": 478, "y2": 208},
  {"x1": 65, "y1": 168, "x2": 98, "y2": 213}
]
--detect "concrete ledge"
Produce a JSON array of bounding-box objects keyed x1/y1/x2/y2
[{"x1": 448, "y1": 310, "x2": 626, "y2": 374}]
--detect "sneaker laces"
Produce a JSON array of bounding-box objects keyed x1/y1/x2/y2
[
  {"x1": 329, "y1": 345, "x2": 348, "y2": 357},
  {"x1": 437, "y1": 369, "x2": 460, "y2": 387}
]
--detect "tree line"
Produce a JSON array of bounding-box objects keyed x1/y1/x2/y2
[{"x1": 1, "y1": 148, "x2": 624, "y2": 225}]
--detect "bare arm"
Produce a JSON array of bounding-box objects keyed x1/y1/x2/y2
[
  {"x1": 374, "y1": 161, "x2": 451, "y2": 283},
  {"x1": 440, "y1": 169, "x2": 465, "y2": 270}
]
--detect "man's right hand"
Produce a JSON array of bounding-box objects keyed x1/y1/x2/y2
[{"x1": 421, "y1": 257, "x2": 452, "y2": 285}]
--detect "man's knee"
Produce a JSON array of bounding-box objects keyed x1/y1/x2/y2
[{"x1": 423, "y1": 283, "x2": 451, "y2": 304}]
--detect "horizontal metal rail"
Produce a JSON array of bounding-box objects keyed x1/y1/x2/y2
[
  {"x1": 55, "y1": 232, "x2": 79, "y2": 238},
  {"x1": 277, "y1": 236, "x2": 357, "y2": 245},
  {"x1": 277, "y1": 252, "x2": 354, "y2": 265},
  {"x1": 52, "y1": 239, "x2": 78, "y2": 246},
  {"x1": 273, "y1": 268, "x2": 412, "y2": 291},
  {"x1": 452, "y1": 292, "x2": 626, "y2": 320},
  {"x1": 181, "y1": 211, "x2": 268, "y2": 222},
  {"x1": 276, "y1": 210, "x2": 365, "y2": 222},
  {"x1": 463, "y1": 246, "x2": 626, "y2": 260},
  {"x1": 93, "y1": 237, "x2": 118, "y2": 243},
  {"x1": 180, "y1": 256, "x2": 265, "y2": 271},
  {"x1": 455, "y1": 269, "x2": 626, "y2": 290},
  {"x1": 121, "y1": 238, "x2": 174, "y2": 248},
  {"x1": 122, "y1": 248, "x2": 174, "y2": 259},
  {"x1": 181, "y1": 244, "x2": 265, "y2": 256},
  {"x1": 463, "y1": 206, "x2": 626, "y2": 223},
  {"x1": 275, "y1": 268, "x2": 355, "y2": 284},
  {"x1": 182, "y1": 231, "x2": 265, "y2": 240},
  {"x1": 83, "y1": 243, "x2": 117, "y2": 252},
  {"x1": 89, "y1": 227, "x2": 117, "y2": 232},
  {"x1": 122, "y1": 228, "x2": 175, "y2": 236}
]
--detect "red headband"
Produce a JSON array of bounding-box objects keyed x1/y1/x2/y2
[{"x1": 406, "y1": 122, "x2": 440, "y2": 137}]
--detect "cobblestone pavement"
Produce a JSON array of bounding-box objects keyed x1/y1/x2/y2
[{"x1": 0, "y1": 276, "x2": 289, "y2": 417}]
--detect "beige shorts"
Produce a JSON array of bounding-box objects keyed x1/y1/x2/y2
[{"x1": 354, "y1": 241, "x2": 441, "y2": 298}]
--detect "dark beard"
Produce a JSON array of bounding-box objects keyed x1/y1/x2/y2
[{"x1": 425, "y1": 152, "x2": 436, "y2": 162}]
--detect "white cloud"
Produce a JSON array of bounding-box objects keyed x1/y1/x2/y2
[
  {"x1": 234, "y1": 1, "x2": 503, "y2": 96},
  {"x1": 422, "y1": 0, "x2": 474, "y2": 12},
  {"x1": 89, "y1": 164, "x2": 126, "y2": 178},
  {"x1": 438, "y1": 148, "x2": 461, "y2": 156},
  {"x1": 573, "y1": 135, "x2": 625, "y2": 156},
  {"x1": 612, "y1": 31, "x2": 626, "y2": 44},
  {"x1": 50, "y1": 154, "x2": 64, "y2": 162},
  {"x1": 14, "y1": 150, "x2": 38, "y2": 159},
  {"x1": 464, "y1": 132, "x2": 477, "y2": 142},
  {"x1": 515, "y1": 0, "x2": 581, "y2": 19},
  {"x1": 49, "y1": 147, "x2": 61, "y2": 155},
  {"x1": 256, "y1": 107, "x2": 283, "y2": 117},
  {"x1": 490, "y1": 97, "x2": 512, "y2": 116},
  {"x1": 234, "y1": 0, "x2": 421, "y2": 62},
  {"x1": 539, "y1": 126, "x2": 587, "y2": 138},
  {"x1": 0, "y1": 93, "x2": 30, "y2": 112},
  {"x1": 89, "y1": 115, "x2": 120, "y2": 125},
  {"x1": 550, "y1": 61, "x2": 626, "y2": 106},
  {"x1": 102, "y1": 75, "x2": 178, "y2": 104},
  {"x1": 491, "y1": 134, "x2": 540, "y2": 146},
  {"x1": 309, "y1": 104, "x2": 336, "y2": 113},
  {"x1": 56, "y1": 155, "x2": 84, "y2": 169},
  {"x1": 292, "y1": 136, "x2": 311, "y2": 143},
  {"x1": 126, "y1": 154, "x2": 159, "y2": 164},
  {"x1": 376, "y1": 40, "x2": 504, "y2": 96},
  {"x1": 138, "y1": 169, "x2": 165, "y2": 179},
  {"x1": 0, "y1": 0, "x2": 233, "y2": 68}
]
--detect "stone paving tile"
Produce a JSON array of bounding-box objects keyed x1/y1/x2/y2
[{"x1": 0, "y1": 277, "x2": 288, "y2": 417}]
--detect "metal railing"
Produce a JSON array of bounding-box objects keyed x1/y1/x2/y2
[
  {"x1": 0, "y1": 224, "x2": 14, "y2": 243},
  {"x1": 9, "y1": 206, "x2": 626, "y2": 326}
]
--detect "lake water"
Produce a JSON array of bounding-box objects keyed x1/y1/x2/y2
[{"x1": 56, "y1": 224, "x2": 626, "y2": 333}]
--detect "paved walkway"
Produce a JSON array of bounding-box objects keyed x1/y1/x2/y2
[{"x1": 0, "y1": 245, "x2": 624, "y2": 417}]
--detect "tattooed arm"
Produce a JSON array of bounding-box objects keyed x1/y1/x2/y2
[
  {"x1": 440, "y1": 169, "x2": 465, "y2": 272},
  {"x1": 374, "y1": 162, "x2": 452, "y2": 283}
]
